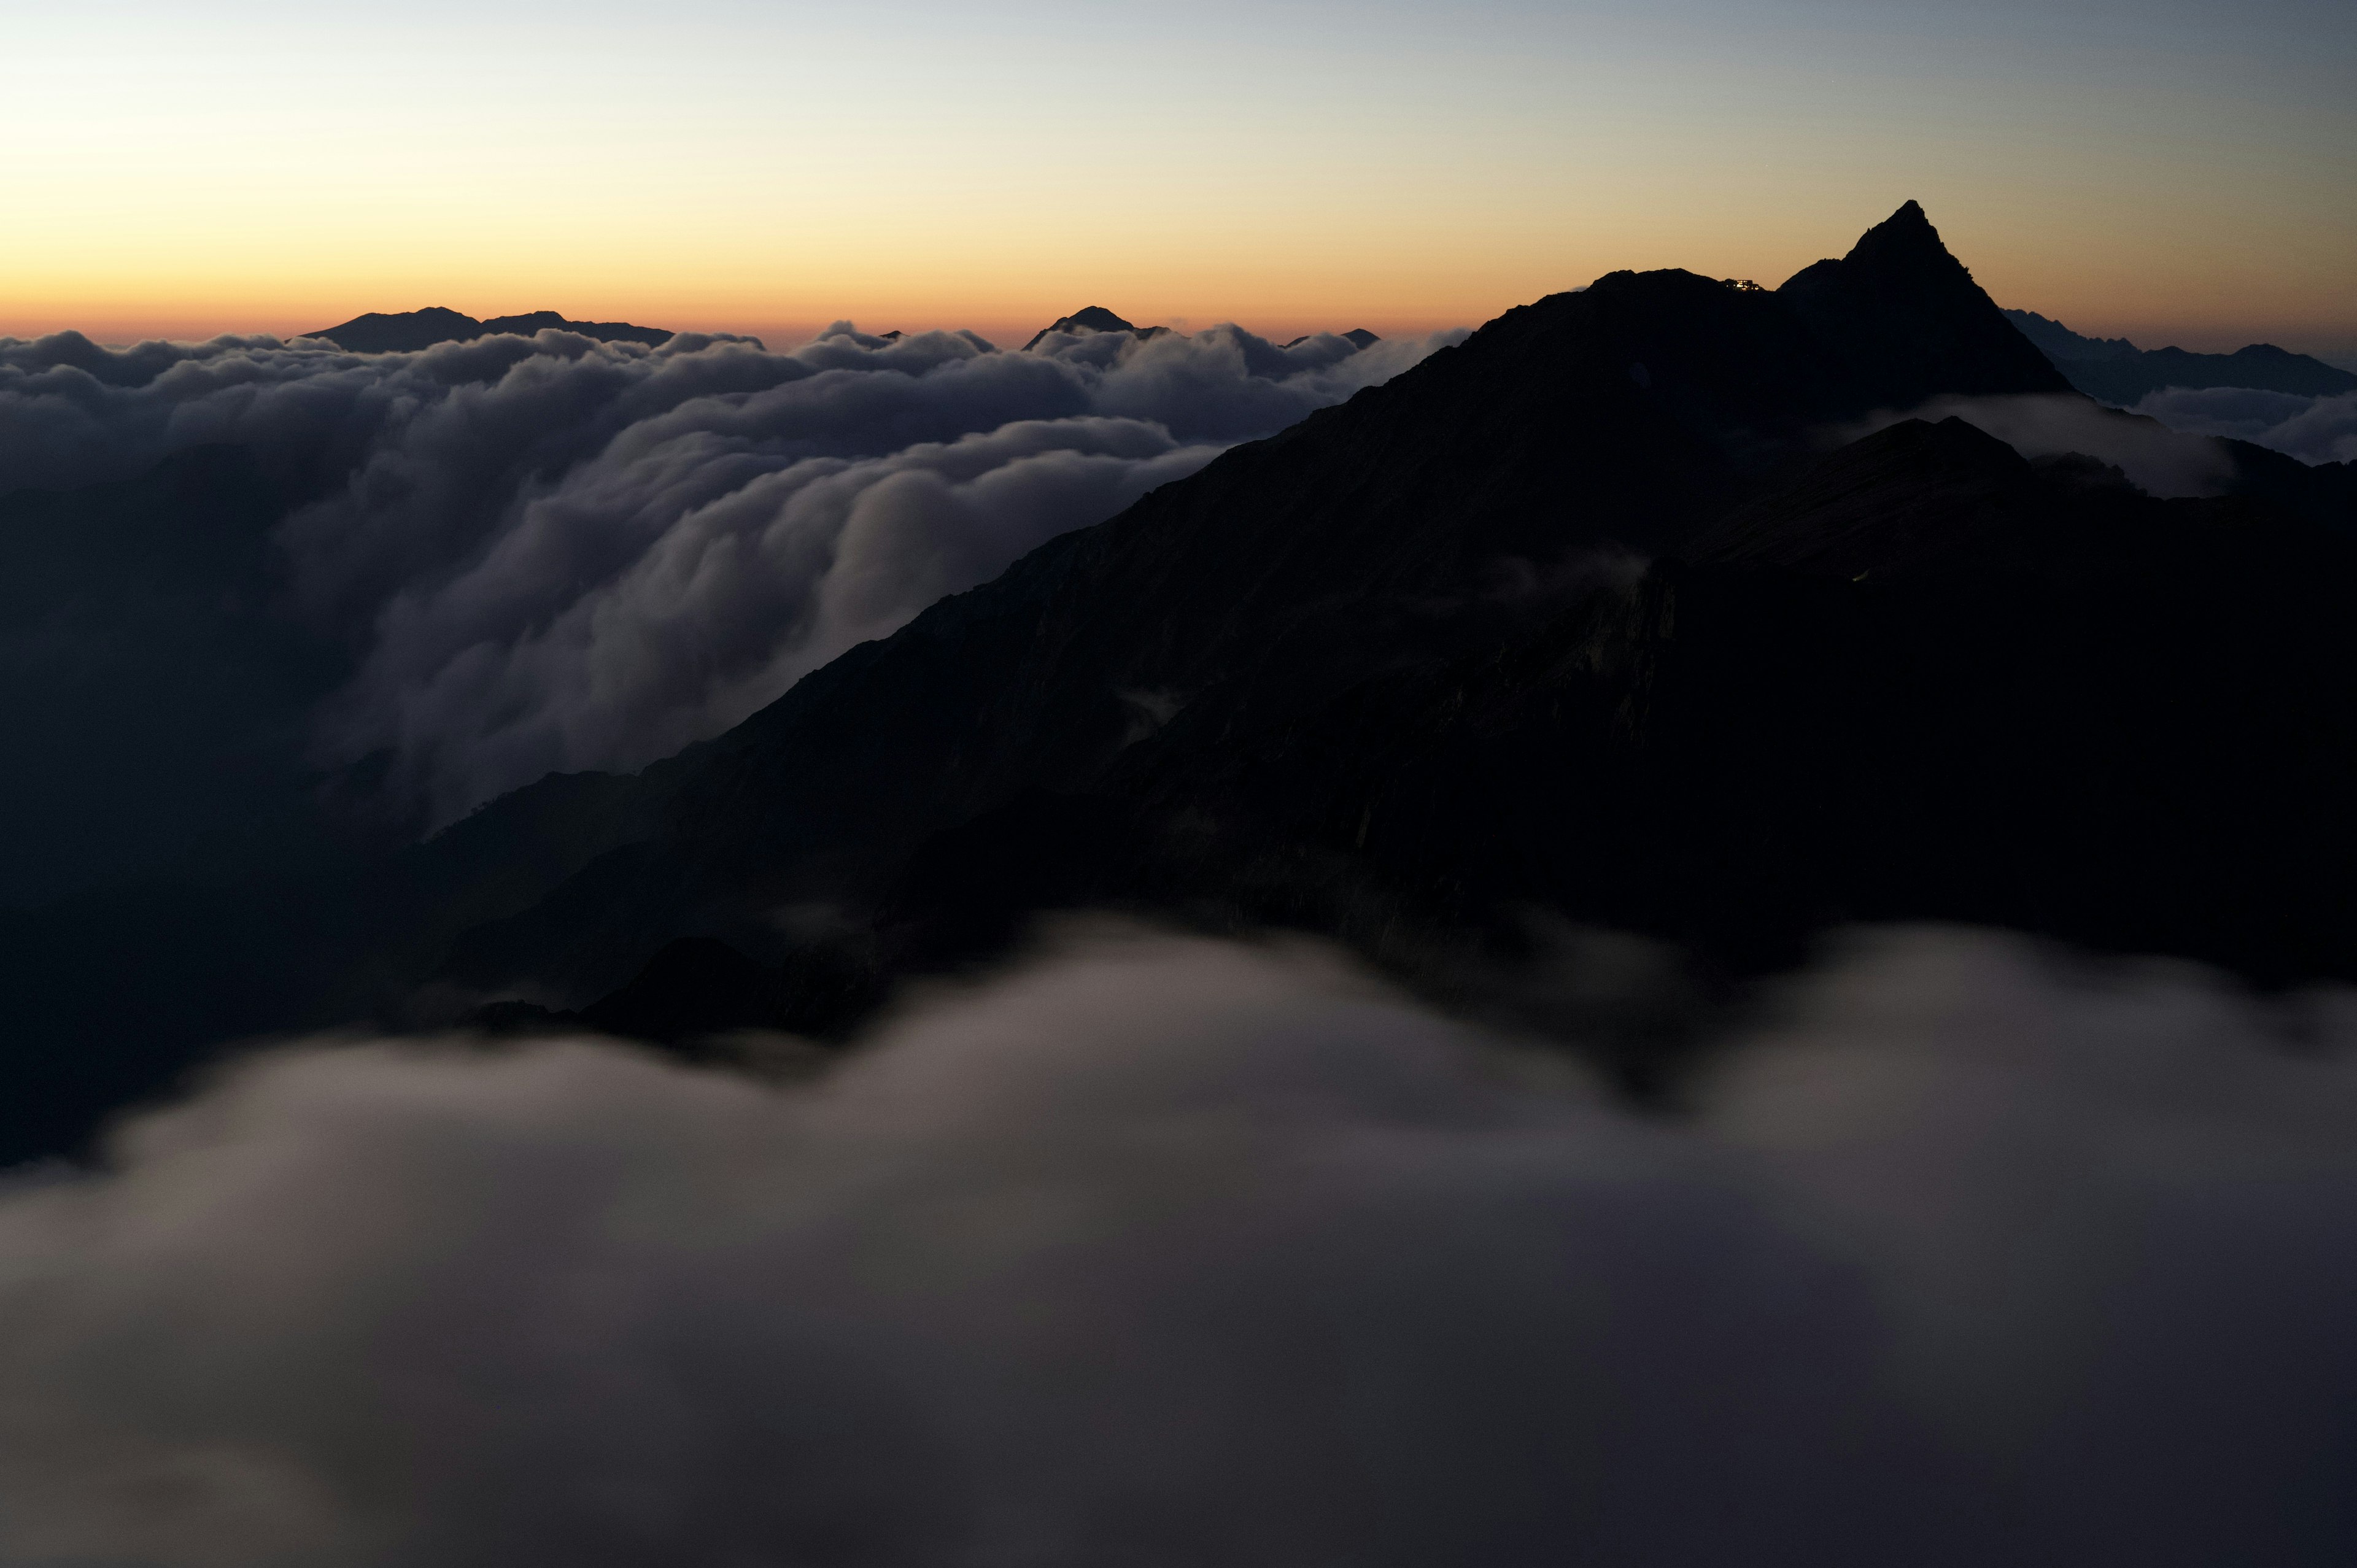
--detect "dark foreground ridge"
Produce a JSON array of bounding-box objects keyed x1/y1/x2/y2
[
  {"x1": 306, "y1": 306, "x2": 676, "y2": 352},
  {"x1": 7, "y1": 201, "x2": 2357, "y2": 1159}
]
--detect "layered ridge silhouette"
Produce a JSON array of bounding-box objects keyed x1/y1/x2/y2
[{"x1": 2005, "y1": 307, "x2": 2357, "y2": 405}]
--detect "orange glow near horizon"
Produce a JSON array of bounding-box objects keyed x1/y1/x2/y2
[
  {"x1": 10, "y1": 182, "x2": 2352, "y2": 361},
  {"x1": 4, "y1": 2, "x2": 2351, "y2": 360}
]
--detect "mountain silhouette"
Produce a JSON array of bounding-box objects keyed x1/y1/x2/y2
[
  {"x1": 306, "y1": 307, "x2": 675, "y2": 352},
  {"x1": 398, "y1": 203, "x2": 2348, "y2": 1026},
  {"x1": 1777, "y1": 201, "x2": 2073, "y2": 406},
  {"x1": 1283, "y1": 329, "x2": 1382, "y2": 350},
  {"x1": 1021, "y1": 307, "x2": 1175, "y2": 351},
  {"x1": 9, "y1": 201, "x2": 2357, "y2": 1161},
  {"x1": 2003, "y1": 308, "x2": 2357, "y2": 404}
]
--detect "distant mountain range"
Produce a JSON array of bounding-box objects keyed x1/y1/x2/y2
[
  {"x1": 1021, "y1": 307, "x2": 1382, "y2": 355},
  {"x1": 8, "y1": 201, "x2": 2357, "y2": 1162},
  {"x1": 306, "y1": 307, "x2": 676, "y2": 352},
  {"x1": 312, "y1": 303, "x2": 1385, "y2": 359},
  {"x1": 2003, "y1": 308, "x2": 2357, "y2": 404}
]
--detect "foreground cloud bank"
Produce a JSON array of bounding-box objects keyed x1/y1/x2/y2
[
  {"x1": 2, "y1": 925, "x2": 2352, "y2": 1566},
  {"x1": 0, "y1": 321, "x2": 1460, "y2": 823}
]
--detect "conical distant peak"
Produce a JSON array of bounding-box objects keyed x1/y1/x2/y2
[
  {"x1": 1023, "y1": 306, "x2": 1167, "y2": 352},
  {"x1": 1844, "y1": 200, "x2": 1962, "y2": 274},
  {"x1": 1829, "y1": 200, "x2": 1980, "y2": 288},
  {"x1": 1053, "y1": 306, "x2": 1137, "y2": 334}
]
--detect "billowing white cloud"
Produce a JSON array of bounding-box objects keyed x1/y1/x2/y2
[
  {"x1": 1848, "y1": 392, "x2": 2238, "y2": 496},
  {"x1": 2133, "y1": 385, "x2": 2357, "y2": 467},
  {"x1": 0, "y1": 321, "x2": 1462, "y2": 824},
  {"x1": 1, "y1": 924, "x2": 2351, "y2": 1566}
]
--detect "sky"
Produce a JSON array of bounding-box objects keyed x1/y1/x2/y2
[{"x1": 4, "y1": 0, "x2": 2352, "y2": 357}]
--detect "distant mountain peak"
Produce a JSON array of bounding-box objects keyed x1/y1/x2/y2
[
  {"x1": 2001, "y1": 307, "x2": 2357, "y2": 404},
  {"x1": 1023, "y1": 307, "x2": 1173, "y2": 352},
  {"x1": 305, "y1": 307, "x2": 675, "y2": 354},
  {"x1": 1053, "y1": 306, "x2": 1137, "y2": 334}
]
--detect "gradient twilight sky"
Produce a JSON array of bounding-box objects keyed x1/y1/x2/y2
[{"x1": 6, "y1": 0, "x2": 2352, "y2": 356}]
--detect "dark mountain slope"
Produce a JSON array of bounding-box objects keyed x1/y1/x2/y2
[
  {"x1": 853, "y1": 417, "x2": 2357, "y2": 1007},
  {"x1": 415, "y1": 205, "x2": 2129, "y2": 1006},
  {"x1": 0, "y1": 446, "x2": 366, "y2": 909},
  {"x1": 2004, "y1": 308, "x2": 2357, "y2": 404}
]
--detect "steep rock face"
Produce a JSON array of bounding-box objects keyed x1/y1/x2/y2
[{"x1": 1779, "y1": 201, "x2": 2072, "y2": 408}]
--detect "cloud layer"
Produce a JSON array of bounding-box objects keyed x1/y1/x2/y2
[
  {"x1": 1851, "y1": 392, "x2": 2240, "y2": 496},
  {"x1": 2133, "y1": 385, "x2": 2357, "y2": 467},
  {"x1": 0, "y1": 321, "x2": 1460, "y2": 824},
  {"x1": 2, "y1": 924, "x2": 2351, "y2": 1566}
]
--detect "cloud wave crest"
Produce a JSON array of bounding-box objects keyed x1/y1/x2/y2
[{"x1": 0, "y1": 320, "x2": 1461, "y2": 822}]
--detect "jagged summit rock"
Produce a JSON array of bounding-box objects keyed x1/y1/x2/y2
[
  {"x1": 1776, "y1": 199, "x2": 2070, "y2": 407},
  {"x1": 306, "y1": 307, "x2": 675, "y2": 353},
  {"x1": 1834, "y1": 198, "x2": 1949, "y2": 274}
]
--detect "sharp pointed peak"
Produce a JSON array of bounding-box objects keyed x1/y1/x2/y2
[{"x1": 1847, "y1": 199, "x2": 1952, "y2": 261}]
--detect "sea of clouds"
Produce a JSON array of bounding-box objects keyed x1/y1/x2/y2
[
  {"x1": 1, "y1": 922, "x2": 2351, "y2": 1566},
  {"x1": 0, "y1": 320, "x2": 1462, "y2": 826},
  {"x1": 1851, "y1": 384, "x2": 2357, "y2": 499},
  {"x1": 2132, "y1": 385, "x2": 2357, "y2": 466},
  {"x1": 6, "y1": 321, "x2": 2347, "y2": 835}
]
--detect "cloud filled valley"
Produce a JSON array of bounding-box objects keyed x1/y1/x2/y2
[
  {"x1": 2131, "y1": 385, "x2": 2357, "y2": 466},
  {"x1": 2, "y1": 925, "x2": 2354, "y2": 1566},
  {"x1": 0, "y1": 318, "x2": 1460, "y2": 832}
]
